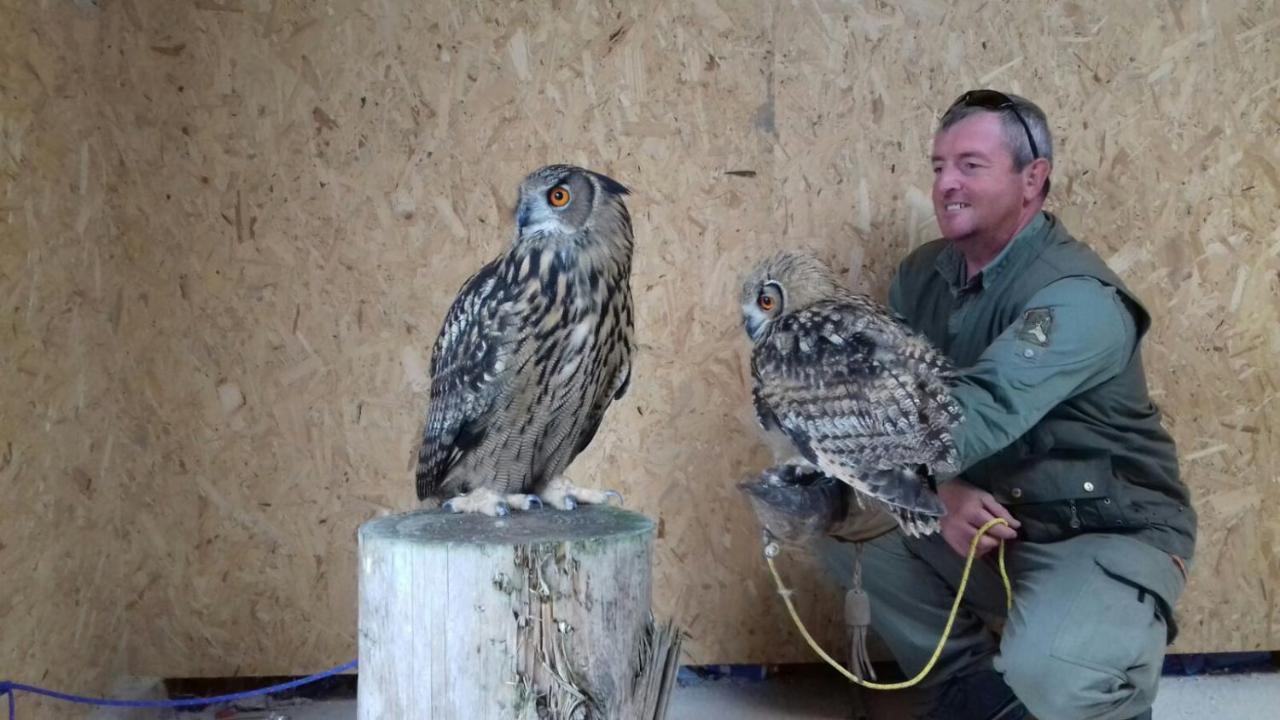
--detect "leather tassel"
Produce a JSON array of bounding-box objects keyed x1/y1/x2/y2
[{"x1": 844, "y1": 543, "x2": 876, "y2": 681}]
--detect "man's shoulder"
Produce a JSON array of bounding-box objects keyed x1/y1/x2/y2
[
  {"x1": 1035, "y1": 215, "x2": 1126, "y2": 288},
  {"x1": 1032, "y1": 214, "x2": 1152, "y2": 333}
]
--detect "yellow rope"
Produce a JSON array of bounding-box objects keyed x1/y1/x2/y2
[{"x1": 766, "y1": 517, "x2": 1013, "y2": 690}]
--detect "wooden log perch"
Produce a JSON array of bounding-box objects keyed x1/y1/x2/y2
[{"x1": 358, "y1": 505, "x2": 682, "y2": 719}]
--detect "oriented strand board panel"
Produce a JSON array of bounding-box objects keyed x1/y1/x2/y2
[
  {"x1": 1, "y1": 0, "x2": 1277, "y2": 690},
  {"x1": 0, "y1": 2, "x2": 128, "y2": 718}
]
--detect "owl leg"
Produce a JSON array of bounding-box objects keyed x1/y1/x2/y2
[
  {"x1": 442, "y1": 487, "x2": 510, "y2": 517},
  {"x1": 538, "y1": 476, "x2": 623, "y2": 511}
]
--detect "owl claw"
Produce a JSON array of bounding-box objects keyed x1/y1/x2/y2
[
  {"x1": 539, "y1": 477, "x2": 622, "y2": 510},
  {"x1": 504, "y1": 493, "x2": 542, "y2": 511},
  {"x1": 440, "y1": 488, "x2": 509, "y2": 516}
]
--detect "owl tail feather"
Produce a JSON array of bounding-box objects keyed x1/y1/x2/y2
[
  {"x1": 858, "y1": 467, "x2": 945, "y2": 516},
  {"x1": 853, "y1": 492, "x2": 943, "y2": 537},
  {"x1": 852, "y1": 466, "x2": 945, "y2": 537}
]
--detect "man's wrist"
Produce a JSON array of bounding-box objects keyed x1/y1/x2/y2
[{"x1": 934, "y1": 469, "x2": 961, "y2": 485}]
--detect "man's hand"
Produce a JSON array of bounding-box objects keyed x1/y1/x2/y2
[{"x1": 938, "y1": 479, "x2": 1021, "y2": 558}]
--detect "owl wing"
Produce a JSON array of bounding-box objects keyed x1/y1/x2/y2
[
  {"x1": 751, "y1": 300, "x2": 962, "y2": 515},
  {"x1": 569, "y1": 293, "x2": 634, "y2": 459},
  {"x1": 415, "y1": 260, "x2": 517, "y2": 500}
]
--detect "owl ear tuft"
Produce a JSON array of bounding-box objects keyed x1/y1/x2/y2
[{"x1": 591, "y1": 171, "x2": 630, "y2": 196}]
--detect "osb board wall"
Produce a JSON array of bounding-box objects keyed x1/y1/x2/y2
[
  {"x1": 2, "y1": 0, "x2": 1276, "y2": 690},
  {"x1": 1, "y1": 2, "x2": 129, "y2": 717}
]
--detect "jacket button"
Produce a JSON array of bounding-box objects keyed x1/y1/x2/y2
[
  {"x1": 1083, "y1": 481, "x2": 1095, "y2": 492},
  {"x1": 1010, "y1": 488, "x2": 1023, "y2": 499}
]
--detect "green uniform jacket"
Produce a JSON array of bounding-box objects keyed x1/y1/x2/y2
[{"x1": 889, "y1": 212, "x2": 1197, "y2": 561}]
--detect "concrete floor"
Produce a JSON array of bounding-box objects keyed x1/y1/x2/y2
[
  {"x1": 666, "y1": 668, "x2": 1280, "y2": 720},
  {"x1": 101, "y1": 666, "x2": 1278, "y2": 719}
]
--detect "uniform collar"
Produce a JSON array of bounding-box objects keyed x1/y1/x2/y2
[{"x1": 935, "y1": 211, "x2": 1052, "y2": 295}]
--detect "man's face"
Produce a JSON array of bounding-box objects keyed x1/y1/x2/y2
[{"x1": 931, "y1": 112, "x2": 1029, "y2": 244}]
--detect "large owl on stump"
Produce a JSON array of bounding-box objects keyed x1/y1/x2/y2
[
  {"x1": 414, "y1": 165, "x2": 634, "y2": 517},
  {"x1": 740, "y1": 250, "x2": 963, "y2": 536}
]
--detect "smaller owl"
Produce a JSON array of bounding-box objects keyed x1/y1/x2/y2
[{"x1": 740, "y1": 250, "x2": 963, "y2": 536}]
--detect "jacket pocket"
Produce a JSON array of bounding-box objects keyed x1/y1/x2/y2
[
  {"x1": 1049, "y1": 550, "x2": 1177, "y2": 678},
  {"x1": 987, "y1": 452, "x2": 1131, "y2": 543},
  {"x1": 1092, "y1": 545, "x2": 1187, "y2": 644}
]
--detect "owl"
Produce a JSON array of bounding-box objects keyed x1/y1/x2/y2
[
  {"x1": 739, "y1": 250, "x2": 962, "y2": 536},
  {"x1": 414, "y1": 164, "x2": 634, "y2": 517}
]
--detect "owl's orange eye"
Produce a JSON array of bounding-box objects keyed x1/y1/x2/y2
[
  {"x1": 548, "y1": 186, "x2": 571, "y2": 207},
  {"x1": 758, "y1": 294, "x2": 776, "y2": 311}
]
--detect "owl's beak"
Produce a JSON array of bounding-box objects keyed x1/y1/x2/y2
[
  {"x1": 516, "y1": 200, "x2": 532, "y2": 230},
  {"x1": 743, "y1": 312, "x2": 764, "y2": 340}
]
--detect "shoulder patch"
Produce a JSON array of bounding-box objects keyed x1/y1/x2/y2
[{"x1": 1016, "y1": 307, "x2": 1053, "y2": 347}]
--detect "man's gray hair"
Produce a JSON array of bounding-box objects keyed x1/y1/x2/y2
[{"x1": 938, "y1": 92, "x2": 1053, "y2": 195}]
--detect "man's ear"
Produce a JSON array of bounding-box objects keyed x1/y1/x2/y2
[{"x1": 1024, "y1": 158, "x2": 1052, "y2": 200}]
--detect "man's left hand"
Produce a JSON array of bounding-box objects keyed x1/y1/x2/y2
[{"x1": 938, "y1": 479, "x2": 1021, "y2": 558}]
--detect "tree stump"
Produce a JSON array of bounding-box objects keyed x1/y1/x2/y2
[{"x1": 357, "y1": 505, "x2": 681, "y2": 720}]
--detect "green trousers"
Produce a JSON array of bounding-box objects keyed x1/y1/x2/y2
[{"x1": 815, "y1": 531, "x2": 1187, "y2": 720}]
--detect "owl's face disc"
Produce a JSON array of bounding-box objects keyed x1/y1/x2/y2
[
  {"x1": 513, "y1": 165, "x2": 629, "y2": 240},
  {"x1": 742, "y1": 280, "x2": 784, "y2": 340}
]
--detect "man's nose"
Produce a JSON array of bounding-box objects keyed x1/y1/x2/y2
[{"x1": 934, "y1": 166, "x2": 961, "y2": 194}]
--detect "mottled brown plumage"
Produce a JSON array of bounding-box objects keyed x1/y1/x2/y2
[
  {"x1": 740, "y1": 250, "x2": 962, "y2": 535},
  {"x1": 415, "y1": 165, "x2": 634, "y2": 516}
]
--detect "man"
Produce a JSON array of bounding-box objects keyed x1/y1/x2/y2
[{"x1": 817, "y1": 90, "x2": 1197, "y2": 720}]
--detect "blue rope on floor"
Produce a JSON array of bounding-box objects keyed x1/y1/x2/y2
[{"x1": 0, "y1": 659, "x2": 356, "y2": 719}]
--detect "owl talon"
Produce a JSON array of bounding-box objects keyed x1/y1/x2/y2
[
  {"x1": 503, "y1": 493, "x2": 542, "y2": 511},
  {"x1": 439, "y1": 488, "x2": 508, "y2": 516},
  {"x1": 539, "y1": 477, "x2": 622, "y2": 510}
]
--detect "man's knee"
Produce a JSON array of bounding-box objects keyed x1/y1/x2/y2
[
  {"x1": 994, "y1": 535, "x2": 1181, "y2": 718},
  {"x1": 997, "y1": 633, "x2": 1158, "y2": 720},
  {"x1": 998, "y1": 641, "x2": 1095, "y2": 718}
]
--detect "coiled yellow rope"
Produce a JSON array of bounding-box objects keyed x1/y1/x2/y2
[{"x1": 766, "y1": 517, "x2": 1013, "y2": 690}]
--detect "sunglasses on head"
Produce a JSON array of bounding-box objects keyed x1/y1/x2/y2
[{"x1": 949, "y1": 90, "x2": 1042, "y2": 160}]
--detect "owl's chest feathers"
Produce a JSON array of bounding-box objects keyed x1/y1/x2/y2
[
  {"x1": 491, "y1": 249, "x2": 629, "y2": 398},
  {"x1": 505, "y1": 243, "x2": 629, "y2": 325}
]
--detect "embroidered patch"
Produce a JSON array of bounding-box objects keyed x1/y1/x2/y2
[{"x1": 1016, "y1": 307, "x2": 1053, "y2": 347}]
